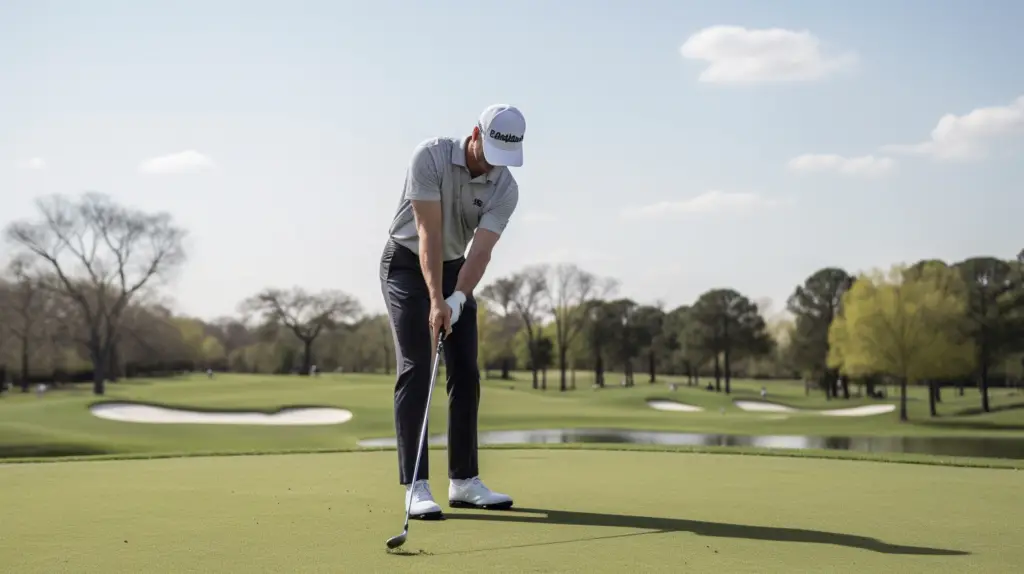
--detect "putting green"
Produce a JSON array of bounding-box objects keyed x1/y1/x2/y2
[{"x1": 1, "y1": 450, "x2": 1019, "y2": 573}]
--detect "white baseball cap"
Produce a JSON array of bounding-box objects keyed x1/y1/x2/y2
[{"x1": 478, "y1": 104, "x2": 525, "y2": 167}]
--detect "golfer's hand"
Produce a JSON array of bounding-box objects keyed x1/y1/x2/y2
[
  {"x1": 446, "y1": 291, "x2": 467, "y2": 326},
  {"x1": 429, "y1": 299, "x2": 452, "y2": 344}
]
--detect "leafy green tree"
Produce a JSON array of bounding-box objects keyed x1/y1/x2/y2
[
  {"x1": 786, "y1": 267, "x2": 853, "y2": 399},
  {"x1": 828, "y1": 263, "x2": 974, "y2": 421},
  {"x1": 581, "y1": 300, "x2": 614, "y2": 387},
  {"x1": 514, "y1": 324, "x2": 556, "y2": 389},
  {"x1": 662, "y1": 305, "x2": 706, "y2": 385},
  {"x1": 631, "y1": 304, "x2": 667, "y2": 383},
  {"x1": 688, "y1": 289, "x2": 772, "y2": 393},
  {"x1": 607, "y1": 298, "x2": 642, "y2": 386},
  {"x1": 954, "y1": 257, "x2": 1019, "y2": 411}
]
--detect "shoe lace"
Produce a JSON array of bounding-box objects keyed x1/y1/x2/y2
[{"x1": 413, "y1": 480, "x2": 433, "y2": 499}]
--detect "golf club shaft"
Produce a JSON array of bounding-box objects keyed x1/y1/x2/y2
[{"x1": 402, "y1": 336, "x2": 444, "y2": 527}]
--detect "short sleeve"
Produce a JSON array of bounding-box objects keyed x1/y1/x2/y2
[
  {"x1": 404, "y1": 142, "x2": 441, "y2": 201},
  {"x1": 478, "y1": 182, "x2": 519, "y2": 235}
]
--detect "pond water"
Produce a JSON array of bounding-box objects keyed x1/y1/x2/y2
[{"x1": 357, "y1": 428, "x2": 1024, "y2": 460}]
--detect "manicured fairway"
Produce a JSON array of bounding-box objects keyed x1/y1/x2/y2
[
  {"x1": 1, "y1": 450, "x2": 1019, "y2": 573},
  {"x1": 2, "y1": 373, "x2": 1023, "y2": 462}
]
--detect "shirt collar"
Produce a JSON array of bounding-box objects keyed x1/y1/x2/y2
[{"x1": 454, "y1": 137, "x2": 498, "y2": 182}]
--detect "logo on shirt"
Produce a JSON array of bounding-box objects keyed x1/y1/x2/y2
[
  {"x1": 489, "y1": 130, "x2": 523, "y2": 143},
  {"x1": 473, "y1": 198, "x2": 483, "y2": 208}
]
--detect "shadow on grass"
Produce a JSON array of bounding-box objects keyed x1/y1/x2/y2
[
  {"x1": 0, "y1": 444, "x2": 111, "y2": 459},
  {"x1": 914, "y1": 420, "x2": 1024, "y2": 432},
  {"x1": 442, "y1": 507, "x2": 968, "y2": 556},
  {"x1": 952, "y1": 402, "x2": 1024, "y2": 417}
]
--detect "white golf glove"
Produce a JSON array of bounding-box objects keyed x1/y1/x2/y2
[{"x1": 446, "y1": 291, "x2": 467, "y2": 327}]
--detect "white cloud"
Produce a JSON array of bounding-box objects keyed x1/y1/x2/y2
[
  {"x1": 881, "y1": 95, "x2": 1024, "y2": 161},
  {"x1": 16, "y1": 157, "x2": 46, "y2": 170},
  {"x1": 680, "y1": 25, "x2": 857, "y2": 84},
  {"x1": 621, "y1": 190, "x2": 780, "y2": 219},
  {"x1": 521, "y1": 211, "x2": 556, "y2": 224},
  {"x1": 787, "y1": 154, "x2": 895, "y2": 177},
  {"x1": 138, "y1": 150, "x2": 216, "y2": 174}
]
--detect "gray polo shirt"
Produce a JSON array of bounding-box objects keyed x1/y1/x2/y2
[{"x1": 388, "y1": 136, "x2": 519, "y2": 261}]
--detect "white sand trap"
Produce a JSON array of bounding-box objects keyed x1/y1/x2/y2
[
  {"x1": 820, "y1": 404, "x2": 896, "y2": 417},
  {"x1": 733, "y1": 400, "x2": 798, "y2": 413},
  {"x1": 90, "y1": 403, "x2": 353, "y2": 426},
  {"x1": 647, "y1": 399, "x2": 704, "y2": 412},
  {"x1": 734, "y1": 400, "x2": 896, "y2": 417}
]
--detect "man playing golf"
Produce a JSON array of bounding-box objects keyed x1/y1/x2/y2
[{"x1": 379, "y1": 103, "x2": 525, "y2": 520}]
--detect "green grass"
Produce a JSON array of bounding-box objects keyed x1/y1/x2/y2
[
  {"x1": 2, "y1": 373, "x2": 1022, "y2": 571},
  {"x1": 2, "y1": 449, "x2": 1021, "y2": 573},
  {"x1": 1, "y1": 372, "x2": 1023, "y2": 465}
]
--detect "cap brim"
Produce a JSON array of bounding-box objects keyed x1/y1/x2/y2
[{"x1": 482, "y1": 138, "x2": 523, "y2": 167}]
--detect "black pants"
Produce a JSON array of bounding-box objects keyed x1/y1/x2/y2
[{"x1": 379, "y1": 239, "x2": 480, "y2": 485}]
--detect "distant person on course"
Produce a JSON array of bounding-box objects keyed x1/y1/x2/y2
[{"x1": 379, "y1": 103, "x2": 525, "y2": 520}]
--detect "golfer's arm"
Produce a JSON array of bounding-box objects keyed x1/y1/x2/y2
[
  {"x1": 456, "y1": 186, "x2": 517, "y2": 296},
  {"x1": 455, "y1": 229, "x2": 499, "y2": 296},
  {"x1": 411, "y1": 200, "x2": 445, "y2": 305}
]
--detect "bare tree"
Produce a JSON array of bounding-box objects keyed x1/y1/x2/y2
[
  {"x1": 547, "y1": 263, "x2": 616, "y2": 391},
  {"x1": 505, "y1": 266, "x2": 549, "y2": 389},
  {"x1": 239, "y1": 287, "x2": 362, "y2": 376},
  {"x1": 479, "y1": 276, "x2": 524, "y2": 379},
  {"x1": 4, "y1": 193, "x2": 186, "y2": 394}
]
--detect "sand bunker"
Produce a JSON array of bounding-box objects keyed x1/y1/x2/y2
[
  {"x1": 733, "y1": 400, "x2": 896, "y2": 417},
  {"x1": 819, "y1": 404, "x2": 896, "y2": 417},
  {"x1": 733, "y1": 400, "x2": 798, "y2": 413},
  {"x1": 90, "y1": 403, "x2": 353, "y2": 426},
  {"x1": 647, "y1": 399, "x2": 704, "y2": 412}
]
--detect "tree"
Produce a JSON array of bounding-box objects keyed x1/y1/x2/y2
[
  {"x1": 631, "y1": 304, "x2": 667, "y2": 383},
  {"x1": 688, "y1": 289, "x2": 772, "y2": 393},
  {"x1": 662, "y1": 305, "x2": 705, "y2": 385},
  {"x1": 786, "y1": 267, "x2": 853, "y2": 399},
  {"x1": 239, "y1": 287, "x2": 361, "y2": 376},
  {"x1": 828, "y1": 263, "x2": 974, "y2": 421},
  {"x1": 607, "y1": 298, "x2": 643, "y2": 386},
  {"x1": 581, "y1": 300, "x2": 618, "y2": 387},
  {"x1": 534, "y1": 336, "x2": 555, "y2": 388},
  {"x1": 0, "y1": 260, "x2": 48, "y2": 390},
  {"x1": 479, "y1": 277, "x2": 524, "y2": 379},
  {"x1": 954, "y1": 257, "x2": 1018, "y2": 411},
  {"x1": 505, "y1": 266, "x2": 549, "y2": 389},
  {"x1": 547, "y1": 264, "x2": 615, "y2": 391},
  {"x1": 4, "y1": 193, "x2": 186, "y2": 394}
]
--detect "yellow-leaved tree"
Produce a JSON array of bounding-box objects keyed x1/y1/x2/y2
[{"x1": 827, "y1": 262, "x2": 974, "y2": 421}]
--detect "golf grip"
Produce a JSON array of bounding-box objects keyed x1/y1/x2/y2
[{"x1": 405, "y1": 336, "x2": 444, "y2": 521}]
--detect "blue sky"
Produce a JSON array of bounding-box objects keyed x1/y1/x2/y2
[{"x1": 2, "y1": 0, "x2": 1022, "y2": 320}]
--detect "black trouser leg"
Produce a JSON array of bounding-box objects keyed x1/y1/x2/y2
[
  {"x1": 380, "y1": 240, "x2": 479, "y2": 485},
  {"x1": 442, "y1": 266, "x2": 480, "y2": 480},
  {"x1": 381, "y1": 241, "x2": 433, "y2": 485}
]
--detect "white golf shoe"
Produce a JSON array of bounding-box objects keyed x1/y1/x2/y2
[
  {"x1": 448, "y1": 476, "x2": 514, "y2": 510},
  {"x1": 405, "y1": 480, "x2": 443, "y2": 520}
]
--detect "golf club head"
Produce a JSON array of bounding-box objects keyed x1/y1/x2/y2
[{"x1": 385, "y1": 531, "x2": 407, "y2": 550}]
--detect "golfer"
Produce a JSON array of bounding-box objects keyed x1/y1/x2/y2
[{"x1": 379, "y1": 104, "x2": 525, "y2": 519}]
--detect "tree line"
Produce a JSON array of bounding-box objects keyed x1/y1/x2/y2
[{"x1": 1, "y1": 193, "x2": 1022, "y2": 420}]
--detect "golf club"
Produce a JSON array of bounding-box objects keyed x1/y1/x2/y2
[{"x1": 385, "y1": 333, "x2": 445, "y2": 550}]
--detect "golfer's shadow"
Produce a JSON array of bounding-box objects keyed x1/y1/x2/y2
[{"x1": 443, "y1": 507, "x2": 967, "y2": 556}]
